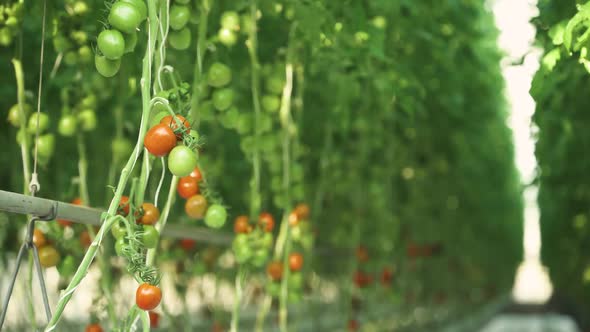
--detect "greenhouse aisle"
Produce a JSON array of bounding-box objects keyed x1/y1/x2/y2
[{"x1": 477, "y1": 1, "x2": 580, "y2": 331}]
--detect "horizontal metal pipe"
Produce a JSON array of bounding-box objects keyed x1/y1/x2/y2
[{"x1": 0, "y1": 190, "x2": 232, "y2": 244}]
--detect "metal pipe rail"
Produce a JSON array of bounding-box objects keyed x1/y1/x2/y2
[{"x1": 0, "y1": 190, "x2": 232, "y2": 245}]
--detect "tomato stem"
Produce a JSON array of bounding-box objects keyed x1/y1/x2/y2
[
  {"x1": 11, "y1": 60, "x2": 31, "y2": 196},
  {"x1": 190, "y1": 0, "x2": 210, "y2": 126},
  {"x1": 44, "y1": 0, "x2": 160, "y2": 328}
]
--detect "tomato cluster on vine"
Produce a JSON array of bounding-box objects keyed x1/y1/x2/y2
[
  {"x1": 232, "y1": 212, "x2": 274, "y2": 267},
  {"x1": 95, "y1": 0, "x2": 147, "y2": 77},
  {"x1": 0, "y1": 2, "x2": 23, "y2": 47}
]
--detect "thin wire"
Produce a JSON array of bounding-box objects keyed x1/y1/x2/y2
[{"x1": 30, "y1": 0, "x2": 48, "y2": 195}]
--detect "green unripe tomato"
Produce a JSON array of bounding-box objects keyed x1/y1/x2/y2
[
  {"x1": 53, "y1": 34, "x2": 72, "y2": 53},
  {"x1": 218, "y1": 28, "x2": 237, "y2": 46},
  {"x1": 233, "y1": 241, "x2": 252, "y2": 264},
  {"x1": 221, "y1": 11, "x2": 240, "y2": 31},
  {"x1": 0, "y1": 27, "x2": 13, "y2": 46},
  {"x1": 16, "y1": 130, "x2": 26, "y2": 145},
  {"x1": 58, "y1": 115, "x2": 77, "y2": 137},
  {"x1": 64, "y1": 51, "x2": 78, "y2": 66},
  {"x1": 57, "y1": 255, "x2": 76, "y2": 277},
  {"x1": 261, "y1": 232, "x2": 273, "y2": 249},
  {"x1": 168, "y1": 145, "x2": 198, "y2": 177},
  {"x1": 124, "y1": 32, "x2": 137, "y2": 53},
  {"x1": 115, "y1": 237, "x2": 127, "y2": 256},
  {"x1": 95, "y1": 55, "x2": 121, "y2": 77},
  {"x1": 111, "y1": 220, "x2": 127, "y2": 239},
  {"x1": 240, "y1": 15, "x2": 253, "y2": 35},
  {"x1": 112, "y1": 137, "x2": 133, "y2": 161},
  {"x1": 169, "y1": 5, "x2": 190, "y2": 30},
  {"x1": 207, "y1": 62, "x2": 232, "y2": 88},
  {"x1": 233, "y1": 233, "x2": 248, "y2": 247},
  {"x1": 265, "y1": 74, "x2": 285, "y2": 94},
  {"x1": 7, "y1": 104, "x2": 31, "y2": 127},
  {"x1": 72, "y1": 1, "x2": 89, "y2": 15},
  {"x1": 288, "y1": 271, "x2": 303, "y2": 289},
  {"x1": 251, "y1": 249, "x2": 269, "y2": 267},
  {"x1": 27, "y1": 112, "x2": 50, "y2": 134},
  {"x1": 78, "y1": 45, "x2": 92, "y2": 63},
  {"x1": 108, "y1": 1, "x2": 143, "y2": 33},
  {"x1": 142, "y1": 225, "x2": 159, "y2": 249},
  {"x1": 70, "y1": 30, "x2": 88, "y2": 45},
  {"x1": 78, "y1": 109, "x2": 97, "y2": 131},
  {"x1": 212, "y1": 88, "x2": 234, "y2": 111},
  {"x1": 169, "y1": 27, "x2": 191, "y2": 50},
  {"x1": 36, "y1": 134, "x2": 55, "y2": 159},
  {"x1": 98, "y1": 29, "x2": 125, "y2": 60},
  {"x1": 204, "y1": 204, "x2": 227, "y2": 229},
  {"x1": 81, "y1": 95, "x2": 96, "y2": 109},
  {"x1": 262, "y1": 95, "x2": 280, "y2": 112},
  {"x1": 120, "y1": 0, "x2": 147, "y2": 21}
]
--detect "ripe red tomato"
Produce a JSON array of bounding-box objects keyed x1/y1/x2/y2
[
  {"x1": 406, "y1": 243, "x2": 421, "y2": 258},
  {"x1": 356, "y1": 246, "x2": 369, "y2": 263},
  {"x1": 288, "y1": 253, "x2": 304, "y2": 272},
  {"x1": 353, "y1": 270, "x2": 372, "y2": 288},
  {"x1": 160, "y1": 114, "x2": 190, "y2": 139},
  {"x1": 380, "y1": 267, "x2": 394, "y2": 286},
  {"x1": 185, "y1": 194, "x2": 207, "y2": 219},
  {"x1": 118, "y1": 195, "x2": 131, "y2": 216},
  {"x1": 294, "y1": 203, "x2": 310, "y2": 220},
  {"x1": 33, "y1": 229, "x2": 47, "y2": 248},
  {"x1": 139, "y1": 202, "x2": 160, "y2": 225},
  {"x1": 233, "y1": 215, "x2": 251, "y2": 234},
  {"x1": 85, "y1": 323, "x2": 103, "y2": 332},
  {"x1": 180, "y1": 238, "x2": 196, "y2": 251},
  {"x1": 189, "y1": 167, "x2": 202, "y2": 181},
  {"x1": 258, "y1": 212, "x2": 275, "y2": 232},
  {"x1": 136, "y1": 283, "x2": 162, "y2": 310},
  {"x1": 144, "y1": 124, "x2": 177, "y2": 157},
  {"x1": 266, "y1": 261, "x2": 283, "y2": 281},
  {"x1": 80, "y1": 230, "x2": 92, "y2": 248},
  {"x1": 177, "y1": 176, "x2": 199, "y2": 199},
  {"x1": 149, "y1": 311, "x2": 160, "y2": 328}
]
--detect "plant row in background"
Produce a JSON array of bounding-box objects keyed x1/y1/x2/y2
[{"x1": 0, "y1": 0, "x2": 523, "y2": 330}]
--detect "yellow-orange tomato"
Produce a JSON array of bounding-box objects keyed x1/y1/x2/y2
[
  {"x1": 233, "y1": 215, "x2": 251, "y2": 234},
  {"x1": 185, "y1": 194, "x2": 208, "y2": 219},
  {"x1": 139, "y1": 203, "x2": 160, "y2": 225},
  {"x1": 356, "y1": 246, "x2": 369, "y2": 263},
  {"x1": 33, "y1": 229, "x2": 47, "y2": 248},
  {"x1": 288, "y1": 252, "x2": 304, "y2": 272},
  {"x1": 294, "y1": 203, "x2": 310, "y2": 220},
  {"x1": 266, "y1": 261, "x2": 283, "y2": 281},
  {"x1": 258, "y1": 212, "x2": 275, "y2": 232},
  {"x1": 80, "y1": 230, "x2": 92, "y2": 248}
]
